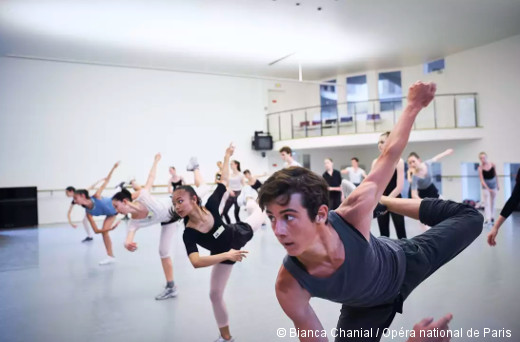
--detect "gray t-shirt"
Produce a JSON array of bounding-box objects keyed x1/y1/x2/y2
[
  {"x1": 411, "y1": 160, "x2": 434, "y2": 190},
  {"x1": 283, "y1": 211, "x2": 406, "y2": 307}
]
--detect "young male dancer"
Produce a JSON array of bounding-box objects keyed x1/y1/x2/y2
[{"x1": 259, "y1": 82, "x2": 483, "y2": 342}]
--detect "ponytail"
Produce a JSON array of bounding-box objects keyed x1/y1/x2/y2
[
  {"x1": 112, "y1": 188, "x2": 132, "y2": 202},
  {"x1": 74, "y1": 189, "x2": 90, "y2": 199},
  {"x1": 232, "y1": 160, "x2": 241, "y2": 172}
]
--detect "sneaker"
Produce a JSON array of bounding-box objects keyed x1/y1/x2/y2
[
  {"x1": 99, "y1": 256, "x2": 116, "y2": 265},
  {"x1": 237, "y1": 185, "x2": 258, "y2": 207},
  {"x1": 186, "y1": 157, "x2": 199, "y2": 171},
  {"x1": 81, "y1": 237, "x2": 93, "y2": 243},
  {"x1": 373, "y1": 203, "x2": 388, "y2": 218},
  {"x1": 214, "y1": 336, "x2": 235, "y2": 342},
  {"x1": 155, "y1": 286, "x2": 179, "y2": 300}
]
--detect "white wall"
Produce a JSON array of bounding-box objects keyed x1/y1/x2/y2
[
  {"x1": 273, "y1": 34, "x2": 520, "y2": 207},
  {"x1": 0, "y1": 57, "x2": 271, "y2": 223},
  {"x1": 265, "y1": 80, "x2": 321, "y2": 113},
  {"x1": 2, "y1": 33, "x2": 520, "y2": 224}
]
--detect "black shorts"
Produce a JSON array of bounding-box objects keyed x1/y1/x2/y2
[
  {"x1": 252, "y1": 180, "x2": 262, "y2": 191},
  {"x1": 418, "y1": 183, "x2": 439, "y2": 199}
]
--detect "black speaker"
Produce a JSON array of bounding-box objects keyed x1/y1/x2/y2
[
  {"x1": 0, "y1": 187, "x2": 38, "y2": 228},
  {"x1": 252, "y1": 131, "x2": 273, "y2": 151}
]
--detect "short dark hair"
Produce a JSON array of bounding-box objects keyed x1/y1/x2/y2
[
  {"x1": 380, "y1": 131, "x2": 391, "y2": 138},
  {"x1": 74, "y1": 189, "x2": 90, "y2": 199},
  {"x1": 279, "y1": 146, "x2": 293, "y2": 155},
  {"x1": 408, "y1": 152, "x2": 420, "y2": 159},
  {"x1": 243, "y1": 169, "x2": 251, "y2": 175},
  {"x1": 351, "y1": 157, "x2": 359, "y2": 162},
  {"x1": 66, "y1": 186, "x2": 76, "y2": 192},
  {"x1": 258, "y1": 167, "x2": 329, "y2": 221}
]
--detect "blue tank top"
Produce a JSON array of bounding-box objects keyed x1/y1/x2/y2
[
  {"x1": 283, "y1": 211, "x2": 406, "y2": 307},
  {"x1": 85, "y1": 197, "x2": 117, "y2": 217}
]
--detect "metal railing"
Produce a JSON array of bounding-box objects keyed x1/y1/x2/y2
[
  {"x1": 36, "y1": 184, "x2": 215, "y2": 197},
  {"x1": 266, "y1": 93, "x2": 479, "y2": 141}
]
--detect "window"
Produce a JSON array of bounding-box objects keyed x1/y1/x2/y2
[
  {"x1": 346, "y1": 75, "x2": 368, "y2": 115},
  {"x1": 424, "y1": 59, "x2": 445, "y2": 74},
  {"x1": 378, "y1": 71, "x2": 402, "y2": 112},
  {"x1": 461, "y1": 163, "x2": 481, "y2": 202},
  {"x1": 320, "y1": 80, "x2": 337, "y2": 121}
]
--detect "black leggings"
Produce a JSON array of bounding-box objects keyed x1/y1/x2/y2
[
  {"x1": 329, "y1": 192, "x2": 342, "y2": 210},
  {"x1": 222, "y1": 191, "x2": 241, "y2": 224},
  {"x1": 377, "y1": 196, "x2": 406, "y2": 239},
  {"x1": 500, "y1": 181, "x2": 520, "y2": 218}
]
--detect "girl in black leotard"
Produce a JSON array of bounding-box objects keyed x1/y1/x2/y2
[
  {"x1": 243, "y1": 169, "x2": 266, "y2": 191},
  {"x1": 167, "y1": 166, "x2": 185, "y2": 194},
  {"x1": 172, "y1": 144, "x2": 264, "y2": 342},
  {"x1": 372, "y1": 131, "x2": 407, "y2": 239},
  {"x1": 478, "y1": 152, "x2": 499, "y2": 224}
]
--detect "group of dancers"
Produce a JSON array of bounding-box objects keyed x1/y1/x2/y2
[
  {"x1": 62, "y1": 81, "x2": 520, "y2": 341},
  {"x1": 66, "y1": 144, "x2": 268, "y2": 342},
  {"x1": 322, "y1": 137, "x2": 518, "y2": 247}
]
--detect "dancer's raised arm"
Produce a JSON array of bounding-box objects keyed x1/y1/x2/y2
[{"x1": 336, "y1": 82, "x2": 436, "y2": 240}]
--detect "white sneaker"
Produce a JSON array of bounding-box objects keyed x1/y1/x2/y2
[
  {"x1": 186, "y1": 157, "x2": 199, "y2": 171},
  {"x1": 214, "y1": 336, "x2": 235, "y2": 342},
  {"x1": 99, "y1": 256, "x2": 116, "y2": 265},
  {"x1": 155, "y1": 286, "x2": 179, "y2": 300},
  {"x1": 237, "y1": 185, "x2": 258, "y2": 207}
]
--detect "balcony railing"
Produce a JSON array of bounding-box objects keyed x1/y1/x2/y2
[{"x1": 266, "y1": 93, "x2": 479, "y2": 141}]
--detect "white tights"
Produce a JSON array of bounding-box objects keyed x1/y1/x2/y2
[
  {"x1": 82, "y1": 215, "x2": 93, "y2": 238},
  {"x1": 210, "y1": 198, "x2": 264, "y2": 328},
  {"x1": 482, "y1": 187, "x2": 497, "y2": 221}
]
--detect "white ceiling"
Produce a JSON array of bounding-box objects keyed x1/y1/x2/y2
[{"x1": 1, "y1": 0, "x2": 520, "y2": 80}]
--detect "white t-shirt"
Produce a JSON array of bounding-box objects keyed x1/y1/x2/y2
[
  {"x1": 228, "y1": 173, "x2": 244, "y2": 191},
  {"x1": 127, "y1": 190, "x2": 173, "y2": 232},
  {"x1": 285, "y1": 159, "x2": 302, "y2": 168},
  {"x1": 346, "y1": 167, "x2": 366, "y2": 184}
]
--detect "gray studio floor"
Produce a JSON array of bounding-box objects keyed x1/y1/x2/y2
[{"x1": 1, "y1": 211, "x2": 519, "y2": 342}]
